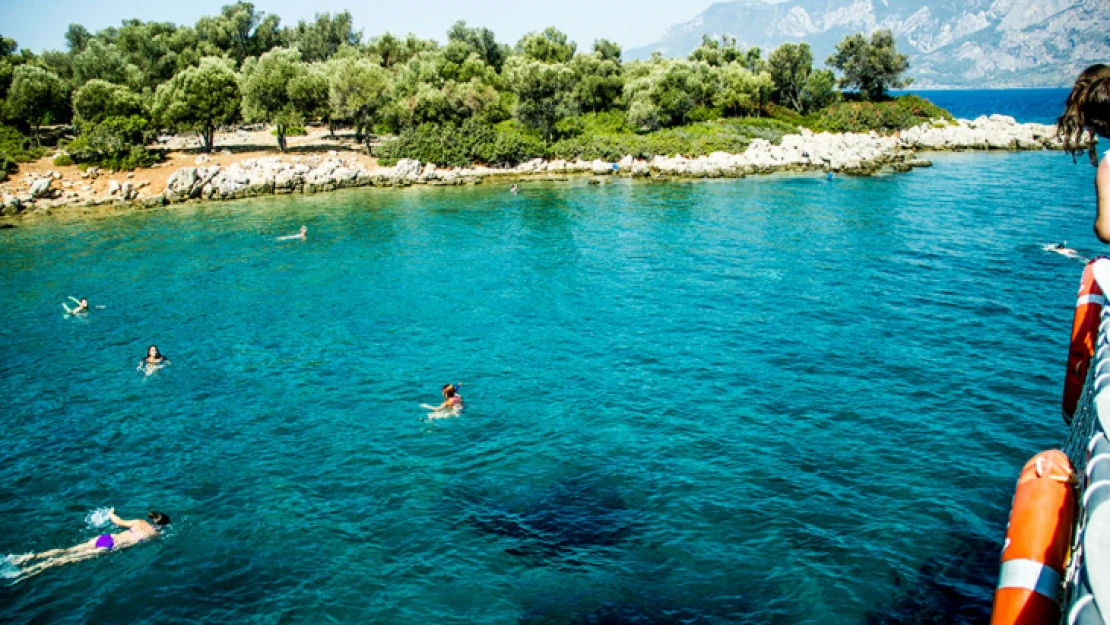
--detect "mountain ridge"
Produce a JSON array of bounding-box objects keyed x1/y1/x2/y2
[{"x1": 626, "y1": 0, "x2": 1110, "y2": 88}]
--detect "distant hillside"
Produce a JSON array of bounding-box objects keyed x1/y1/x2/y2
[{"x1": 626, "y1": 0, "x2": 1110, "y2": 88}]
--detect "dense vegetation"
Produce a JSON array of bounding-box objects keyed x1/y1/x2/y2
[{"x1": 0, "y1": 2, "x2": 942, "y2": 180}]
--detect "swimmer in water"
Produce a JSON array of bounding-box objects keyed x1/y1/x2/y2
[
  {"x1": 1045, "y1": 241, "x2": 1085, "y2": 260},
  {"x1": 510, "y1": 184, "x2": 518, "y2": 194},
  {"x1": 278, "y1": 225, "x2": 307, "y2": 241},
  {"x1": 7, "y1": 509, "x2": 170, "y2": 579},
  {"x1": 62, "y1": 297, "x2": 88, "y2": 315},
  {"x1": 137, "y1": 345, "x2": 169, "y2": 371},
  {"x1": 421, "y1": 383, "x2": 463, "y2": 416}
]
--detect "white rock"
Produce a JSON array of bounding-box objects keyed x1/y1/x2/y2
[
  {"x1": 29, "y1": 177, "x2": 52, "y2": 199},
  {"x1": 108, "y1": 180, "x2": 121, "y2": 196}
]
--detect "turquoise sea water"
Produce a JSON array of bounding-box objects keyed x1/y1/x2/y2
[{"x1": 0, "y1": 151, "x2": 1100, "y2": 623}]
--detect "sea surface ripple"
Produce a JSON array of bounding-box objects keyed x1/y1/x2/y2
[{"x1": 0, "y1": 150, "x2": 1097, "y2": 624}]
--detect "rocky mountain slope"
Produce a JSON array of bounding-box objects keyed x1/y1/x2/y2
[{"x1": 626, "y1": 0, "x2": 1110, "y2": 88}]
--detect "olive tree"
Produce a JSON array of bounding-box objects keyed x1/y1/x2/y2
[
  {"x1": 714, "y1": 64, "x2": 774, "y2": 117},
  {"x1": 7, "y1": 65, "x2": 67, "y2": 145},
  {"x1": 152, "y1": 57, "x2": 241, "y2": 152},
  {"x1": 240, "y1": 47, "x2": 305, "y2": 151},
  {"x1": 504, "y1": 55, "x2": 575, "y2": 143},
  {"x1": 72, "y1": 79, "x2": 144, "y2": 127},
  {"x1": 827, "y1": 29, "x2": 911, "y2": 101},
  {"x1": 327, "y1": 56, "x2": 392, "y2": 139}
]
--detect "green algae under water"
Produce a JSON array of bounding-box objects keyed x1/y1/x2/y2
[{"x1": 0, "y1": 151, "x2": 1097, "y2": 623}]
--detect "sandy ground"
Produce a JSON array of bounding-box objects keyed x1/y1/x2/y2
[{"x1": 0, "y1": 125, "x2": 382, "y2": 200}]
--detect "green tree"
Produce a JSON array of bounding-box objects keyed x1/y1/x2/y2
[
  {"x1": 826, "y1": 29, "x2": 911, "y2": 100},
  {"x1": 284, "y1": 11, "x2": 361, "y2": 63},
  {"x1": 240, "y1": 47, "x2": 306, "y2": 151},
  {"x1": 152, "y1": 57, "x2": 240, "y2": 152},
  {"x1": 593, "y1": 39, "x2": 622, "y2": 63},
  {"x1": 447, "y1": 21, "x2": 509, "y2": 72},
  {"x1": 64, "y1": 24, "x2": 91, "y2": 53},
  {"x1": 287, "y1": 64, "x2": 330, "y2": 126},
  {"x1": 504, "y1": 56, "x2": 574, "y2": 142},
  {"x1": 767, "y1": 42, "x2": 813, "y2": 111},
  {"x1": 7, "y1": 65, "x2": 67, "y2": 145},
  {"x1": 714, "y1": 64, "x2": 773, "y2": 117},
  {"x1": 72, "y1": 79, "x2": 144, "y2": 127},
  {"x1": 71, "y1": 39, "x2": 142, "y2": 91},
  {"x1": 196, "y1": 2, "x2": 282, "y2": 65},
  {"x1": 801, "y1": 69, "x2": 838, "y2": 113},
  {"x1": 569, "y1": 51, "x2": 623, "y2": 113},
  {"x1": 327, "y1": 56, "x2": 392, "y2": 139},
  {"x1": 517, "y1": 27, "x2": 576, "y2": 64},
  {"x1": 689, "y1": 35, "x2": 743, "y2": 67}
]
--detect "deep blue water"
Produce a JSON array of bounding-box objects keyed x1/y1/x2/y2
[
  {"x1": 896, "y1": 88, "x2": 1070, "y2": 124},
  {"x1": 0, "y1": 150, "x2": 1100, "y2": 623}
]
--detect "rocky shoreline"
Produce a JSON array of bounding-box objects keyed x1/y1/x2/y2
[{"x1": 0, "y1": 115, "x2": 1063, "y2": 218}]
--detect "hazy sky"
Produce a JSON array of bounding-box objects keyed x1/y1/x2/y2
[{"x1": 0, "y1": 0, "x2": 714, "y2": 54}]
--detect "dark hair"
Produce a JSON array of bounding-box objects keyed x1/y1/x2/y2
[
  {"x1": 442, "y1": 384, "x2": 456, "y2": 397},
  {"x1": 1059, "y1": 64, "x2": 1110, "y2": 166},
  {"x1": 148, "y1": 511, "x2": 171, "y2": 526},
  {"x1": 148, "y1": 345, "x2": 162, "y2": 358}
]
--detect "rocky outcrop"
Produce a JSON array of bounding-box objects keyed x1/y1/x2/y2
[{"x1": 899, "y1": 115, "x2": 1060, "y2": 151}]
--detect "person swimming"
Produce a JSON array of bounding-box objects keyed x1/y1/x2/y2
[
  {"x1": 421, "y1": 383, "x2": 463, "y2": 416},
  {"x1": 137, "y1": 345, "x2": 169, "y2": 372},
  {"x1": 278, "y1": 225, "x2": 307, "y2": 241},
  {"x1": 510, "y1": 184, "x2": 518, "y2": 194},
  {"x1": 1044, "y1": 241, "x2": 1086, "y2": 261},
  {"x1": 6, "y1": 509, "x2": 170, "y2": 580},
  {"x1": 62, "y1": 297, "x2": 88, "y2": 315}
]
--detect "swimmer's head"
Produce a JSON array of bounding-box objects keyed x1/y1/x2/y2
[
  {"x1": 442, "y1": 384, "x2": 456, "y2": 398},
  {"x1": 148, "y1": 511, "x2": 171, "y2": 527},
  {"x1": 1059, "y1": 64, "x2": 1110, "y2": 165},
  {"x1": 300, "y1": 225, "x2": 307, "y2": 233},
  {"x1": 79, "y1": 298, "x2": 88, "y2": 306},
  {"x1": 148, "y1": 345, "x2": 161, "y2": 358}
]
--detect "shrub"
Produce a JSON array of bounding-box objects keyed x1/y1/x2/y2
[
  {"x1": 0, "y1": 151, "x2": 15, "y2": 182},
  {"x1": 814, "y1": 95, "x2": 952, "y2": 133},
  {"x1": 273, "y1": 125, "x2": 307, "y2": 137},
  {"x1": 0, "y1": 124, "x2": 47, "y2": 162},
  {"x1": 53, "y1": 153, "x2": 75, "y2": 167},
  {"x1": 64, "y1": 115, "x2": 162, "y2": 170},
  {"x1": 378, "y1": 119, "x2": 545, "y2": 167}
]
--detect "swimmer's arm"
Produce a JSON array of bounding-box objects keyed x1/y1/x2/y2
[
  {"x1": 108, "y1": 509, "x2": 140, "y2": 529},
  {"x1": 1095, "y1": 155, "x2": 1110, "y2": 243}
]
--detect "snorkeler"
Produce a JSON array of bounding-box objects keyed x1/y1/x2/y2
[
  {"x1": 62, "y1": 297, "x2": 88, "y2": 315},
  {"x1": 278, "y1": 225, "x2": 307, "y2": 241},
  {"x1": 1058, "y1": 64, "x2": 1110, "y2": 242},
  {"x1": 6, "y1": 509, "x2": 170, "y2": 579},
  {"x1": 421, "y1": 383, "x2": 463, "y2": 415},
  {"x1": 137, "y1": 345, "x2": 169, "y2": 371}
]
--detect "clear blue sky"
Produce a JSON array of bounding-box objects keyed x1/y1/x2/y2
[{"x1": 0, "y1": 0, "x2": 713, "y2": 54}]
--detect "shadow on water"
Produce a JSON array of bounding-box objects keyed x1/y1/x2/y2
[
  {"x1": 446, "y1": 473, "x2": 640, "y2": 564},
  {"x1": 865, "y1": 530, "x2": 1000, "y2": 625}
]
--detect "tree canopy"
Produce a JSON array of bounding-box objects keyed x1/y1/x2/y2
[{"x1": 826, "y1": 29, "x2": 911, "y2": 100}]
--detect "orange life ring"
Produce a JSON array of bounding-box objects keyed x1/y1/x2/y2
[
  {"x1": 990, "y1": 450, "x2": 1076, "y2": 625},
  {"x1": 1063, "y1": 260, "x2": 1105, "y2": 424}
]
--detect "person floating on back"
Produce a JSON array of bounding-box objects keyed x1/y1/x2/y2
[
  {"x1": 5, "y1": 509, "x2": 170, "y2": 580},
  {"x1": 278, "y1": 225, "x2": 307, "y2": 241},
  {"x1": 1058, "y1": 64, "x2": 1110, "y2": 242},
  {"x1": 62, "y1": 297, "x2": 88, "y2": 315}
]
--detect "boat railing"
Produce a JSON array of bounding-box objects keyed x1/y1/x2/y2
[{"x1": 1062, "y1": 283, "x2": 1110, "y2": 623}]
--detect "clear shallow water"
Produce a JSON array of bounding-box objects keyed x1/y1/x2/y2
[
  {"x1": 0, "y1": 151, "x2": 1099, "y2": 623},
  {"x1": 896, "y1": 88, "x2": 1070, "y2": 124}
]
